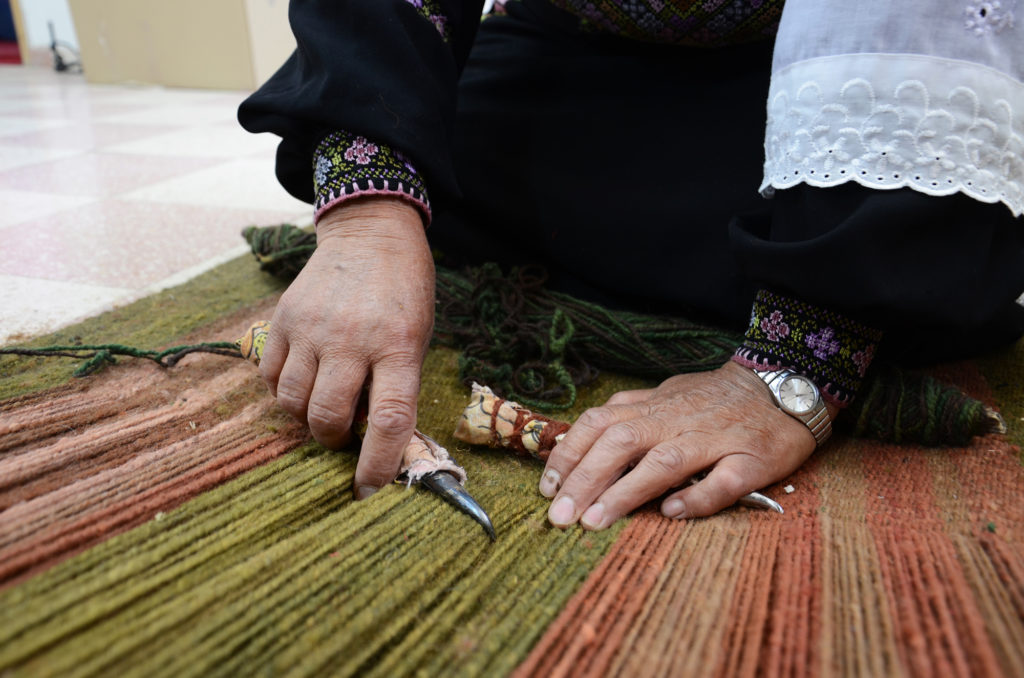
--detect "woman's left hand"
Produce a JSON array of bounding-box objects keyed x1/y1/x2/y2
[{"x1": 539, "y1": 361, "x2": 838, "y2": 530}]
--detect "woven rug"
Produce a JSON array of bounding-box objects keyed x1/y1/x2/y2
[{"x1": 1, "y1": 252, "x2": 1022, "y2": 677}]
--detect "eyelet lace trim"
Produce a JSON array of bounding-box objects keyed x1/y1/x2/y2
[{"x1": 761, "y1": 54, "x2": 1024, "y2": 216}]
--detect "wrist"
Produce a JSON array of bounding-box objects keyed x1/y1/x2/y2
[
  {"x1": 316, "y1": 196, "x2": 426, "y2": 246},
  {"x1": 725, "y1": 360, "x2": 838, "y2": 446}
]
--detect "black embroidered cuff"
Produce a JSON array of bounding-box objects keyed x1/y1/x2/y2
[
  {"x1": 312, "y1": 130, "x2": 431, "y2": 225},
  {"x1": 731, "y1": 289, "x2": 883, "y2": 407}
]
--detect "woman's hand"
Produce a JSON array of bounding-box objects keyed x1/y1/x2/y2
[
  {"x1": 539, "y1": 361, "x2": 838, "y2": 529},
  {"x1": 258, "y1": 197, "x2": 435, "y2": 499}
]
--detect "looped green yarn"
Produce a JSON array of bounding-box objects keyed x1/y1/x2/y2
[{"x1": 76, "y1": 349, "x2": 116, "y2": 376}]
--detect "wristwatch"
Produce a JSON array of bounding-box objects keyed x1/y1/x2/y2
[{"x1": 752, "y1": 368, "x2": 832, "y2": 446}]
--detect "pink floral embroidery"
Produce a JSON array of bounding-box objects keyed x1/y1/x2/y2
[
  {"x1": 806, "y1": 327, "x2": 840, "y2": 360},
  {"x1": 851, "y1": 345, "x2": 875, "y2": 377},
  {"x1": 344, "y1": 137, "x2": 379, "y2": 165},
  {"x1": 759, "y1": 310, "x2": 790, "y2": 341}
]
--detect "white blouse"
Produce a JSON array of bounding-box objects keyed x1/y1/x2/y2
[{"x1": 762, "y1": 0, "x2": 1024, "y2": 216}]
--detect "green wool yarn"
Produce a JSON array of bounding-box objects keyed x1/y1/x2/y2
[
  {"x1": 0, "y1": 342, "x2": 242, "y2": 377},
  {"x1": 241, "y1": 224, "x2": 1003, "y2": 446}
]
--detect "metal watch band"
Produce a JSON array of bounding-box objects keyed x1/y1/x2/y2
[{"x1": 754, "y1": 368, "x2": 832, "y2": 447}]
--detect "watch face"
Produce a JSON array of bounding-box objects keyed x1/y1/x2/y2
[{"x1": 777, "y1": 375, "x2": 819, "y2": 415}]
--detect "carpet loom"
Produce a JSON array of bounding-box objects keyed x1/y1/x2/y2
[{"x1": 1, "y1": 251, "x2": 1022, "y2": 677}]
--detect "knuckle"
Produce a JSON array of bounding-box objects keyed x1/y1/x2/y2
[
  {"x1": 683, "y1": 492, "x2": 717, "y2": 518},
  {"x1": 566, "y1": 466, "x2": 599, "y2": 491},
  {"x1": 645, "y1": 445, "x2": 688, "y2": 474},
  {"x1": 259, "y1": 369, "x2": 279, "y2": 394},
  {"x1": 604, "y1": 422, "x2": 644, "y2": 450},
  {"x1": 306, "y1": 400, "x2": 346, "y2": 432},
  {"x1": 376, "y1": 346, "x2": 423, "y2": 368},
  {"x1": 605, "y1": 391, "x2": 633, "y2": 406},
  {"x1": 714, "y1": 466, "x2": 751, "y2": 499},
  {"x1": 577, "y1": 407, "x2": 616, "y2": 432},
  {"x1": 368, "y1": 398, "x2": 416, "y2": 436},
  {"x1": 275, "y1": 386, "x2": 309, "y2": 417}
]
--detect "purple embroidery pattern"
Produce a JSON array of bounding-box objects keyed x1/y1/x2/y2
[
  {"x1": 805, "y1": 327, "x2": 840, "y2": 360},
  {"x1": 759, "y1": 310, "x2": 790, "y2": 341},
  {"x1": 395, "y1": 150, "x2": 418, "y2": 174},
  {"x1": 343, "y1": 137, "x2": 378, "y2": 165},
  {"x1": 732, "y1": 290, "x2": 883, "y2": 406}
]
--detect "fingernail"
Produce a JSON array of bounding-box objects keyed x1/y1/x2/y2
[
  {"x1": 355, "y1": 484, "x2": 378, "y2": 500},
  {"x1": 538, "y1": 469, "x2": 561, "y2": 498},
  {"x1": 549, "y1": 496, "x2": 576, "y2": 527},
  {"x1": 580, "y1": 503, "x2": 606, "y2": 530},
  {"x1": 662, "y1": 498, "x2": 686, "y2": 519}
]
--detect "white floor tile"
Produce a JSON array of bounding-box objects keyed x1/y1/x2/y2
[
  {"x1": 0, "y1": 274, "x2": 131, "y2": 345},
  {"x1": 0, "y1": 116, "x2": 71, "y2": 137},
  {"x1": 94, "y1": 104, "x2": 243, "y2": 127},
  {"x1": 120, "y1": 158, "x2": 310, "y2": 214},
  {"x1": 106, "y1": 124, "x2": 280, "y2": 158},
  {"x1": 0, "y1": 145, "x2": 83, "y2": 172},
  {"x1": 0, "y1": 190, "x2": 97, "y2": 229},
  {"x1": 0, "y1": 67, "x2": 296, "y2": 341}
]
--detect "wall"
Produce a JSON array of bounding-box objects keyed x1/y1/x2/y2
[
  {"x1": 243, "y1": 0, "x2": 293, "y2": 86},
  {"x1": 67, "y1": 0, "x2": 293, "y2": 90},
  {"x1": 16, "y1": 0, "x2": 78, "y2": 50}
]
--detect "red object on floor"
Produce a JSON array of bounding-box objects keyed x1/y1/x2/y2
[{"x1": 0, "y1": 40, "x2": 20, "y2": 64}]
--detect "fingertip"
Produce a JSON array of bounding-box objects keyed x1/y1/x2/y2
[
  {"x1": 661, "y1": 496, "x2": 687, "y2": 520},
  {"x1": 666, "y1": 462, "x2": 755, "y2": 519},
  {"x1": 580, "y1": 502, "x2": 610, "y2": 531},
  {"x1": 353, "y1": 451, "x2": 403, "y2": 495},
  {"x1": 548, "y1": 495, "x2": 577, "y2": 529},
  {"x1": 538, "y1": 468, "x2": 561, "y2": 498},
  {"x1": 354, "y1": 484, "x2": 379, "y2": 501}
]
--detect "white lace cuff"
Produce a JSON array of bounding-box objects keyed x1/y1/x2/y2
[{"x1": 761, "y1": 53, "x2": 1024, "y2": 216}]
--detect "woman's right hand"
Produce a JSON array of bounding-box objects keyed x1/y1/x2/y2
[{"x1": 258, "y1": 196, "x2": 436, "y2": 499}]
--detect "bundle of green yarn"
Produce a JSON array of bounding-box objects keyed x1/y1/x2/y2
[{"x1": 242, "y1": 224, "x2": 1004, "y2": 446}]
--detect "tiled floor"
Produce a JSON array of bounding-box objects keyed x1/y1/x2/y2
[{"x1": 0, "y1": 66, "x2": 311, "y2": 345}]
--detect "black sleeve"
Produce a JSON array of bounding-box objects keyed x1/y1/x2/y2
[
  {"x1": 238, "y1": 0, "x2": 485, "y2": 204},
  {"x1": 729, "y1": 184, "x2": 1024, "y2": 365}
]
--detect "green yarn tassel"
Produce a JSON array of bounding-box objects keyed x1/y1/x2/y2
[
  {"x1": 242, "y1": 223, "x2": 316, "y2": 279},
  {"x1": 848, "y1": 365, "x2": 1004, "y2": 446}
]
